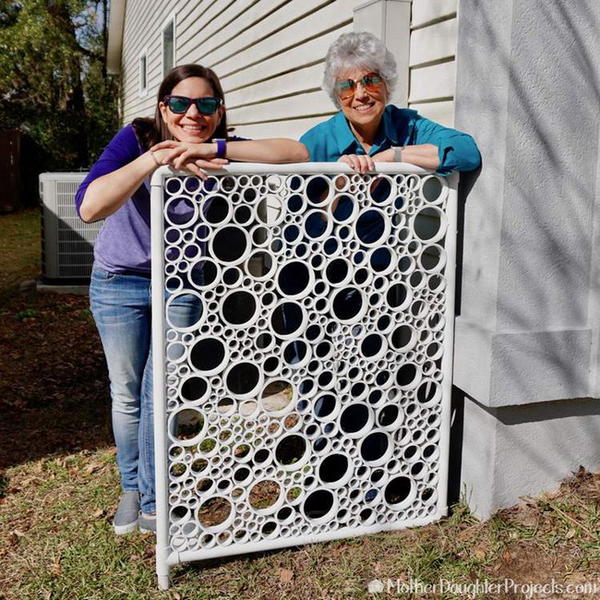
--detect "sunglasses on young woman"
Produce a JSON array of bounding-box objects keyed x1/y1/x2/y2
[{"x1": 163, "y1": 95, "x2": 222, "y2": 115}]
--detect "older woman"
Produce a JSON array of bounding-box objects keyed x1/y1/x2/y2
[{"x1": 300, "y1": 31, "x2": 480, "y2": 174}]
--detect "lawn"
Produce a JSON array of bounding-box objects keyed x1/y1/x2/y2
[{"x1": 0, "y1": 209, "x2": 599, "y2": 600}]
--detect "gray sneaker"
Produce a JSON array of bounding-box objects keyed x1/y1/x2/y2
[
  {"x1": 138, "y1": 512, "x2": 157, "y2": 534},
  {"x1": 113, "y1": 491, "x2": 140, "y2": 535}
]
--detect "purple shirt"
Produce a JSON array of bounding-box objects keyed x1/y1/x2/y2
[
  {"x1": 75, "y1": 125, "x2": 153, "y2": 274},
  {"x1": 75, "y1": 125, "x2": 246, "y2": 275}
]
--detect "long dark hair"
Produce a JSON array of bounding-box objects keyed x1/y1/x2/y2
[{"x1": 132, "y1": 64, "x2": 228, "y2": 150}]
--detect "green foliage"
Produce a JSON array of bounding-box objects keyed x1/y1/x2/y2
[{"x1": 0, "y1": 0, "x2": 118, "y2": 170}]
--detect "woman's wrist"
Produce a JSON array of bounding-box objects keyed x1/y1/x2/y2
[
  {"x1": 149, "y1": 150, "x2": 162, "y2": 168},
  {"x1": 214, "y1": 138, "x2": 227, "y2": 159},
  {"x1": 392, "y1": 146, "x2": 405, "y2": 162}
]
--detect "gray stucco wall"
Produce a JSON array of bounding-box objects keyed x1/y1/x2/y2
[{"x1": 452, "y1": 0, "x2": 600, "y2": 516}]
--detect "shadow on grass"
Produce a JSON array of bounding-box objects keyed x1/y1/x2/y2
[{"x1": 0, "y1": 288, "x2": 113, "y2": 471}]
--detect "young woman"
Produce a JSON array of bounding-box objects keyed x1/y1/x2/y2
[{"x1": 76, "y1": 64, "x2": 308, "y2": 535}]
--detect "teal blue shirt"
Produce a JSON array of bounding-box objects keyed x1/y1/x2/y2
[{"x1": 300, "y1": 105, "x2": 481, "y2": 175}]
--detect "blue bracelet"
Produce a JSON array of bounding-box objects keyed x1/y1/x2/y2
[{"x1": 214, "y1": 138, "x2": 227, "y2": 158}]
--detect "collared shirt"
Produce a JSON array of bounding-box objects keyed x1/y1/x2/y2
[{"x1": 300, "y1": 105, "x2": 481, "y2": 175}]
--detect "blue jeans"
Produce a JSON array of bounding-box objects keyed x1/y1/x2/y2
[{"x1": 90, "y1": 266, "x2": 200, "y2": 514}]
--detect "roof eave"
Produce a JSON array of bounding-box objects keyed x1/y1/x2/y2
[{"x1": 106, "y1": 0, "x2": 126, "y2": 75}]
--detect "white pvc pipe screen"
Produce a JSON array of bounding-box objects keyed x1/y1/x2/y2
[{"x1": 150, "y1": 164, "x2": 457, "y2": 589}]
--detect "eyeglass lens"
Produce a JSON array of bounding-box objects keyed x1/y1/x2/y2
[
  {"x1": 335, "y1": 74, "x2": 383, "y2": 99},
  {"x1": 167, "y1": 96, "x2": 220, "y2": 115}
]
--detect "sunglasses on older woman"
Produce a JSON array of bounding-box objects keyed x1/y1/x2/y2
[
  {"x1": 163, "y1": 95, "x2": 222, "y2": 115},
  {"x1": 334, "y1": 73, "x2": 384, "y2": 100}
]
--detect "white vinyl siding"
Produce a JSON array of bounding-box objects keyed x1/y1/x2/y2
[
  {"x1": 408, "y1": 0, "x2": 458, "y2": 126},
  {"x1": 118, "y1": 0, "x2": 460, "y2": 135},
  {"x1": 119, "y1": 0, "x2": 361, "y2": 139}
]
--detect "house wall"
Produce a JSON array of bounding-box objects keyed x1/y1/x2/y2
[
  {"x1": 453, "y1": 0, "x2": 600, "y2": 517},
  {"x1": 408, "y1": 0, "x2": 457, "y2": 127},
  {"x1": 120, "y1": 0, "x2": 361, "y2": 139},
  {"x1": 118, "y1": 0, "x2": 460, "y2": 137}
]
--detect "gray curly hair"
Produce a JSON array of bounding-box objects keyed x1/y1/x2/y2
[{"x1": 322, "y1": 31, "x2": 397, "y2": 107}]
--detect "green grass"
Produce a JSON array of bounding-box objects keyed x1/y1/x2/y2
[
  {"x1": 0, "y1": 208, "x2": 40, "y2": 305},
  {"x1": 1, "y1": 210, "x2": 600, "y2": 599},
  {"x1": 2, "y1": 449, "x2": 599, "y2": 600}
]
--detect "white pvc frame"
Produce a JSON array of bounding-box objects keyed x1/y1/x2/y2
[{"x1": 151, "y1": 163, "x2": 458, "y2": 589}]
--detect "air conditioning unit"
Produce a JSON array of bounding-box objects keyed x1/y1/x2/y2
[{"x1": 39, "y1": 172, "x2": 101, "y2": 282}]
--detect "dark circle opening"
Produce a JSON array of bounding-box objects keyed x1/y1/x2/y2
[
  {"x1": 325, "y1": 258, "x2": 348, "y2": 285},
  {"x1": 305, "y1": 212, "x2": 329, "y2": 238},
  {"x1": 360, "y1": 431, "x2": 389, "y2": 462},
  {"x1": 314, "y1": 393, "x2": 336, "y2": 418},
  {"x1": 204, "y1": 195, "x2": 229, "y2": 224},
  {"x1": 386, "y1": 283, "x2": 408, "y2": 309},
  {"x1": 378, "y1": 405, "x2": 399, "y2": 427},
  {"x1": 390, "y1": 325, "x2": 413, "y2": 350},
  {"x1": 332, "y1": 194, "x2": 354, "y2": 221},
  {"x1": 356, "y1": 209, "x2": 386, "y2": 244},
  {"x1": 368, "y1": 389, "x2": 383, "y2": 404},
  {"x1": 317, "y1": 371, "x2": 333, "y2": 388},
  {"x1": 222, "y1": 291, "x2": 256, "y2": 325},
  {"x1": 275, "y1": 435, "x2": 306, "y2": 466},
  {"x1": 271, "y1": 302, "x2": 303, "y2": 337},
  {"x1": 190, "y1": 338, "x2": 226, "y2": 372},
  {"x1": 181, "y1": 377, "x2": 208, "y2": 402},
  {"x1": 306, "y1": 176, "x2": 331, "y2": 205},
  {"x1": 256, "y1": 332, "x2": 273, "y2": 349},
  {"x1": 350, "y1": 382, "x2": 366, "y2": 398},
  {"x1": 303, "y1": 489, "x2": 334, "y2": 520},
  {"x1": 313, "y1": 437, "x2": 327, "y2": 452},
  {"x1": 422, "y1": 245, "x2": 442, "y2": 271},
  {"x1": 422, "y1": 177, "x2": 443, "y2": 202},
  {"x1": 370, "y1": 247, "x2": 392, "y2": 272},
  {"x1": 222, "y1": 267, "x2": 241, "y2": 286},
  {"x1": 263, "y1": 356, "x2": 280, "y2": 373},
  {"x1": 361, "y1": 333, "x2": 383, "y2": 357},
  {"x1": 332, "y1": 287, "x2": 363, "y2": 321},
  {"x1": 278, "y1": 261, "x2": 311, "y2": 297},
  {"x1": 212, "y1": 226, "x2": 247, "y2": 263},
  {"x1": 233, "y1": 467, "x2": 250, "y2": 483},
  {"x1": 283, "y1": 340, "x2": 307, "y2": 365},
  {"x1": 315, "y1": 340, "x2": 332, "y2": 359},
  {"x1": 234, "y1": 204, "x2": 252, "y2": 224},
  {"x1": 283, "y1": 224, "x2": 300, "y2": 243},
  {"x1": 417, "y1": 381, "x2": 438, "y2": 404},
  {"x1": 396, "y1": 363, "x2": 418, "y2": 387},
  {"x1": 340, "y1": 404, "x2": 369, "y2": 434},
  {"x1": 306, "y1": 324, "x2": 321, "y2": 342},
  {"x1": 384, "y1": 476, "x2": 412, "y2": 505},
  {"x1": 226, "y1": 362, "x2": 260, "y2": 395},
  {"x1": 318, "y1": 454, "x2": 349, "y2": 484},
  {"x1": 368, "y1": 176, "x2": 392, "y2": 203},
  {"x1": 288, "y1": 193, "x2": 303, "y2": 212},
  {"x1": 190, "y1": 259, "x2": 218, "y2": 288}
]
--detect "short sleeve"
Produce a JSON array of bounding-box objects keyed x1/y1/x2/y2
[{"x1": 75, "y1": 125, "x2": 142, "y2": 219}]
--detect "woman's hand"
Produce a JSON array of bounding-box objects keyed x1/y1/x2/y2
[
  {"x1": 338, "y1": 154, "x2": 375, "y2": 174},
  {"x1": 150, "y1": 141, "x2": 229, "y2": 179}
]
